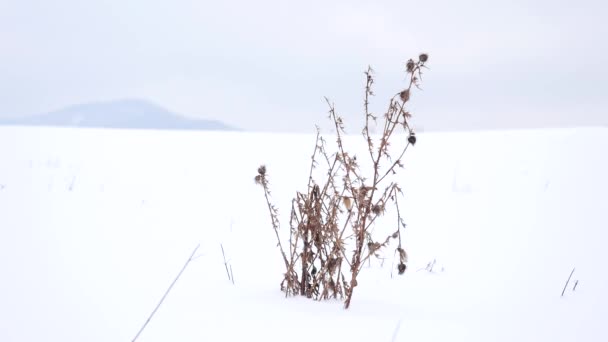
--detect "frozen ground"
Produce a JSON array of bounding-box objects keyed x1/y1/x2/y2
[{"x1": 1, "y1": 125, "x2": 607, "y2": 341}]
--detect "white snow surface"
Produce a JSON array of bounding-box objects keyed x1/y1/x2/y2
[{"x1": 1, "y1": 126, "x2": 607, "y2": 341}]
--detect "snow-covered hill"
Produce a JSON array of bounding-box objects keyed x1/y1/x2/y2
[
  {"x1": 0, "y1": 99, "x2": 237, "y2": 131},
  {"x1": 0, "y1": 125, "x2": 606, "y2": 341}
]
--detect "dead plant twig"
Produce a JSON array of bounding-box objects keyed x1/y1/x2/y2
[
  {"x1": 391, "y1": 318, "x2": 403, "y2": 342},
  {"x1": 256, "y1": 53, "x2": 431, "y2": 309},
  {"x1": 561, "y1": 267, "x2": 576, "y2": 297},
  {"x1": 132, "y1": 244, "x2": 200, "y2": 342},
  {"x1": 221, "y1": 243, "x2": 234, "y2": 285}
]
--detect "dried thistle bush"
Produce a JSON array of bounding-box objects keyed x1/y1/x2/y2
[{"x1": 256, "y1": 54, "x2": 430, "y2": 309}]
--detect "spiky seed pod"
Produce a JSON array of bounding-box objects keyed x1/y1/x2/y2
[
  {"x1": 398, "y1": 263, "x2": 407, "y2": 275},
  {"x1": 258, "y1": 165, "x2": 266, "y2": 175},
  {"x1": 400, "y1": 89, "x2": 410, "y2": 103},
  {"x1": 392, "y1": 231, "x2": 399, "y2": 239},
  {"x1": 406, "y1": 59, "x2": 416, "y2": 73},
  {"x1": 419, "y1": 53, "x2": 429, "y2": 62},
  {"x1": 254, "y1": 174, "x2": 262, "y2": 185}
]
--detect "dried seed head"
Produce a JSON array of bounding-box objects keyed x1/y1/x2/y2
[
  {"x1": 408, "y1": 133, "x2": 416, "y2": 146},
  {"x1": 419, "y1": 53, "x2": 429, "y2": 62},
  {"x1": 257, "y1": 165, "x2": 266, "y2": 175},
  {"x1": 406, "y1": 59, "x2": 416, "y2": 73},
  {"x1": 392, "y1": 231, "x2": 399, "y2": 239},
  {"x1": 400, "y1": 89, "x2": 410, "y2": 103},
  {"x1": 254, "y1": 174, "x2": 262, "y2": 185},
  {"x1": 312, "y1": 184, "x2": 320, "y2": 199},
  {"x1": 397, "y1": 247, "x2": 408, "y2": 263},
  {"x1": 342, "y1": 196, "x2": 353, "y2": 210},
  {"x1": 327, "y1": 257, "x2": 338, "y2": 272},
  {"x1": 361, "y1": 185, "x2": 376, "y2": 192},
  {"x1": 368, "y1": 242, "x2": 382, "y2": 253},
  {"x1": 372, "y1": 204, "x2": 384, "y2": 216},
  {"x1": 398, "y1": 263, "x2": 407, "y2": 275}
]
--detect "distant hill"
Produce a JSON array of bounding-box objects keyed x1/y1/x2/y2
[{"x1": 0, "y1": 99, "x2": 238, "y2": 131}]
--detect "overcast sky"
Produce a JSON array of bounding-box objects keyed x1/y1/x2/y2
[{"x1": 1, "y1": 0, "x2": 606, "y2": 133}]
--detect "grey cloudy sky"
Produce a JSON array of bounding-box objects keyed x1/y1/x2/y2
[{"x1": 1, "y1": 0, "x2": 606, "y2": 133}]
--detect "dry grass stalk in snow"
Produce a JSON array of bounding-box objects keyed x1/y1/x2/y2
[{"x1": 256, "y1": 54, "x2": 430, "y2": 309}]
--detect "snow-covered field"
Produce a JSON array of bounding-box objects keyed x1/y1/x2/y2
[{"x1": 1, "y1": 125, "x2": 607, "y2": 341}]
